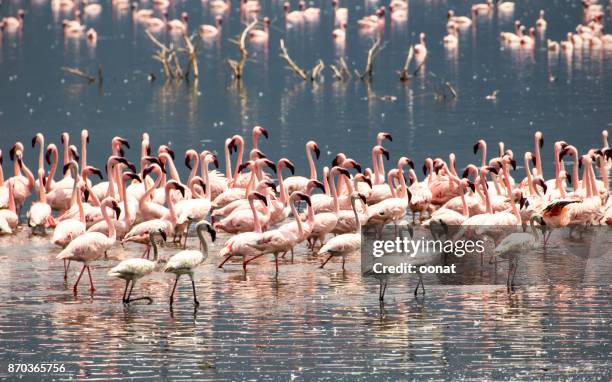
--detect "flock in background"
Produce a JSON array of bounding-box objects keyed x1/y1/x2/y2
[
  {"x1": 0, "y1": 127, "x2": 611, "y2": 304},
  {"x1": 1, "y1": 0, "x2": 612, "y2": 73}
]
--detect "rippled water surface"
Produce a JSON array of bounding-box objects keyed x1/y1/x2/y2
[
  {"x1": 1, "y1": 0, "x2": 612, "y2": 379},
  {"x1": 0, "y1": 228, "x2": 610, "y2": 380}
]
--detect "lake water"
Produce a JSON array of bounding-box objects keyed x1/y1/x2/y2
[{"x1": 0, "y1": 0, "x2": 611, "y2": 380}]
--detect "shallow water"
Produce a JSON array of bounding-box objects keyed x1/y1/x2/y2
[
  {"x1": 1, "y1": 0, "x2": 612, "y2": 379},
  {"x1": 0, "y1": 227, "x2": 611, "y2": 380}
]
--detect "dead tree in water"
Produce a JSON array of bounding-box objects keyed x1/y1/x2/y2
[
  {"x1": 330, "y1": 57, "x2": 351, "y2": 81},
  {"x1": 279, "y1": 39, "x2": 325, "y2": 82},
  {"x1": 226, "y1": 20, "x2": 258, "y2": 79},
  {"x1": 356, "y1": 39, "x2": 385, "y2": 81},
  {"x1": 145, "y1": 30, "x2": 200, "y2": 81}
]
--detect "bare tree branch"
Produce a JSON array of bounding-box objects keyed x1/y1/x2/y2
[{"x1": 279, "y1": 39, "x2": 308, "y2": 80}]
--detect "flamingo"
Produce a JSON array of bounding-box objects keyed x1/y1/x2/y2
[
  {"x1": 83, "y1": 0, "x2": 103, "y2": 18},
  {"x1": 217, "y1": 192, "x2": 268, "y2": 268},
  {"x1": 51, "y1": 162, "x2": 87, "y2": 248},
  {"x1": 282, "y1": 141, "x2": 320, "y2": 194},
  {"x1": 2, "y1": 9, "x2": 25, "y2": 31},
  {"x1": 56, "y1": 197, "x2": 121, "y2": 293},
  {"x1": 332, "y1": 0, "x2": 348, "y2": 26},
  {"x1": 444, "y1": 24, "x2": 459, "y2": 48},
  {"x1": 536, "y1": 10, "x2": 547, "y2": 30},
  {"x1": 493, "y1": 214, "x2": 544, "y2": 292},
  {"x1": 366, "y1": 169, "x2": 409, "y2": 233},
  {"x1": 122, "y1": 180, "x2": 186, "y2": 258},
  {"x1": 319, "y1": 193, "x2": 363, "y2": 270},
  {"x1": 9, "y1": 144, "x2": 36, "y2": 212},
  {"x1": 108, "y1": 229, "x2": 166, "y2": 304},
  {"x1": 131, "y1": 2, "x2": 154, "y2": 22},
  {"x1": 447, "y1": 10, "x2": 472, "y2": 28},
  {"x1": 332, "y1": 22, "x2": 346, "y2": 41},
  {"x1": 165, "y1": 220, "x2": 216, "y2": 307},
  {"x1": 299, "y1": 0, "x2": 320, "y2": 23},
  {"x1": 88, "y1": 172, "x2": 140, "y2": 240},
  {"x1": 27, "y1": 169, "x2": 54, "y2": 234},
  {"x1": 167, "y1": 12, "x2": 188, "y2": 33},
  {"x1": 414, "y1": 32, "x2": 428, "y2": 60},
  {"x1": 0, "y1": 180, "x2": 18, "y2": 234},
  {"x1": 242, "y1": 192, "x2": 312, "y2": 275},
  {"x1": 284, "y1": 2, "x2": 304, "y2": 26},
  {"x1": 471, "y1": 0, "x2": 493, "y2": 15},
  {"x1": 200, "y1": 15, "x2": 223, "y2": 40}
]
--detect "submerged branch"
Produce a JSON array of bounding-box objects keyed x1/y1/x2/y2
[
  {"x1": 61, "y1": 67, "x2": 96, "y2": 83},
  {"x1": 279, "y1": 39, "x2": 308, "y2": 80}
]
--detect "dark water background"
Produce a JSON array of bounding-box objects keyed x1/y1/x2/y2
[{"x1": 0, "y1": 0, "x2": 611, "y2": 380}]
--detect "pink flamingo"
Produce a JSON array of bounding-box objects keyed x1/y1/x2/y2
[
  {"x1": 88, "y1": 172, "x2": 140, "y2": 240},
  {"x1": 414, "y1": 33, "x2": 428, "y2": 61},
  {"x1": 200, "y1": 15, "x2": 223, "y2": 40},
  {"x1": 299, "y1": 0, "x2": 320, "y2": 23},
  {"x1": 2, "y1": 9, "x2": 25, "y2": 32},
  {"x1": 123, "y1": 180, "x2": 186, "y2": 258},
  {"x1": 217, "y1": 192, "x2": 268, "y2": 268},
  {"x1": 332, "y1": 22, "x2": 346, "y2": 42},
  {"x1": 200, "y1": 150, "x2": 227, "y2": 199},
  {"x1": 319, "y1": 193, "x2": 363, "y2": 270},
  {"x1": 0, "y1": 179, "x2": 18, "y2": 233},
  {"x1": 57, "y1": 197, "x2": 120, "y2": 294},
  {"x1": 242, "y1": 192, "x2": 312, "y2": 275},
  {"x1": 447, "y1": 10, "x2": 472, "y2": 28},
  {"x1": 52, "y1": 162, "x2": 86, "y2": 248},
  {"x1": 366, "y1": 145, "x2": 391, "y2": 204},
  {"x1": 366, "y1": 168, "x2": 409, "y2": 232},
  {"x1": 332, "y1": 0, "x2": 348, "y2": 26},
  {"x1": 284, "y1": 2, "x2": 304, "y2": 26},
  {"x1": 424, "y1": 177, "x2": 472, "y2": 226},
  {"x1": 131, "y1": 2, "x2": 154, "y2": 22},
  {"x1": 167, "y1": 12, "x2": 188, "y2": 33},
  {"x1": 282, "y1": 141, "x2": 320, "y2": 194},
  {"x1": 27, "y1": 169, "x2": 54, "y2": 234},
  {"x1": 536, "y1": 10, "x2": 547, "y2": 30}
]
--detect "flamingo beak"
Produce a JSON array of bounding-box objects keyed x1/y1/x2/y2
[
  {"x1": 184, "y1": 155, "x2": 192, "y2": 170},
  {"x1": 539, "y1": 137, "x2": 544, "y2": 148},
  {"x1": 174, "y1": 183, "x2": 186, "y2": 197},
  {"x1": 212, "y1": 155, "x2": 219, "y2": 168},
  {"x1": 45, "y1": 148, "x2": 53, "y2": 166},
  {"x1": 364, "y1": 177, "x2": 372, "y2": 188},
  {"x1": 473, "y1": 142, "x2": 480, "y2": 154},
  {"x1": 357, "y1": 193, "x2": 367, "y2": 204},
  {"x1": 264, "y1": 160, "x2": 277, "y2": 174},
  {"x1": 384, "y1": 132, "x2": 393, "y2": 141},
  {"x1": 313, "y1": 145, "x2": 321, "y2": 160},
  {"x1": 260, "y1": 127, "x2": 269, "y2": 139},
  {"x1": 253, "y1": 192, "x2": 268, "y2": 206},
  {"x1": 381, "y1": 149, "x2": 390, "y2": 161},
  {"x1": 565, "y1": 172, "x2": 572, "y2": 186},
  {"x1": 468, "y1": 181, "x2": 475, "y2": 192},
  {"x1": 62, "y1": 163, "x2": 71, "y2": 175},
  {"x1": 206, "y1": 223, "x2": 217, "y2": 242},
  {"x1": 510, "y1": 159, "x2": 517, "y2": 171},
  {"x1": 284, "y1": 160, "x2": 296, "y2": 175},
  {"x1": 238, "y1": 162, "x2": 251, "y2": 173},
  {"x1": 31, "y1": 136, "x2": 38, "y2": 148},
  {"x1": 422, "y1": 164, "x2": 428, "y2": 176},
  {"x1": 159, "y1": 230, "x2": 167, "y2": 242},
  {"x1": 90, "y1": 167, "x2": 104, "y2": 180},
  {"x1": 118, "y1": 138, "x2": 130, "y2": 149},
  {"x1": 9, "y1": 145, "x2": 17, "y2": 161}
]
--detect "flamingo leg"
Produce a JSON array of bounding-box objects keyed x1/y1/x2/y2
[
  {"x1": 243, "y1": 253, "x2": 264, "y2": 272},
  {"x1": 189, "y1": 273, "x2": 199, "y2": 306},
  {"x1": 169, "y1": 275, "x2": 180, "y2": 306},
  {"x1": 73, "y1": 264, "x2": 87, "y2": 294},
  {"x1": 320, "y1": 254, "x2": 334, "y2": 268},
  {"x1": 414, "y1": 272, "x2": 425, "y2": 296},
  {"x1": 274, "y1": 253, "x2": 279, "y2": 276},
  {"x1": 63, "y1": 260, "x2": 69, "y2": 282},
  {"x1": 218, "y1": 255, "x2": 233, "y2": 268},
  {"x1": 122, "y1": 280, "x2": 130, "y2": 303},
  {"x1": 183, "y1": 222, "x2": 191, "y2": 249},
  {"x1": 342, "y1": 256, "x2": 346, "y2": 270},
  {"x1": 86, "y1": 266, "x2": 96, "y2": 292}
]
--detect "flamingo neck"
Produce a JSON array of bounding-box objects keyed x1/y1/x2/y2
[
  {"x1": 481, "y1": 144, "x2": 487, "y2": 167},
  {"x1": 0, "y1": 162, "x2": 4, "y2": 186},
  {"x1": 119, "y1": 175, "x2": 131, "y2": 222},
  {"x1": 100, "y1": 201, "x2": 116, "y2": 240},
  {"x1": 278, "y1": 164, "x2": 288, "y2": 205},
  {"x1": 480, "y1": 171, "x2": 492, "y2": 214},
  {"x1": 290, "y1": 199, "x2": 303, "y2": 237},
  {"x1": 77, "y1": 186, "x2": 85, "y2": 223},
  {"x1": 196, "y1": 224, "x2": 209, "y2": 254},
  {"x1": 524, "y1": 155, "x2": 535, "y2": 196},
  {"x1": 203, "y1": 160, "x2": 211, "y2": 201},
  {"x1": 351, "y1": 197, "x2": 361, "y2": 232},
  {"x1": 7, "y1": 182, "x2": 15, "y2": 213},
  {"x1": 106, "y1": 160, "x2": 116, "y2": 199},
  {"x1": 224, "y1": 144, "x2": 232, "y2": 179},
  {"x1": 322, "y1": 168, "x2": 330, "y2": 195},
  {"x1": 306, "y1": 146, "x2": 317, "y2": 180},
  {"x1": 80, "y1": 135, "x2": 87, "y2": 172},
  {"x1": 20, "y1": 161, "x2": 35, "y2": 191},
  {"x1": 46, "y1": 149, "x2": 58, "y2": 193},
  {"x1": 571, "y1": 152, "x2": 580, "y2": 192},
  {"x1": 250, "y1": 197, "x2": 262, "y2": 233},
  {"x1": 330, "y1": 170, "x2": 340, "y2": 212},
  {"x1": 165, "y1": 186, "x2": 178, "y2": 225},
  {"x1": 37, "y1": 138, "x2": 45, "y2": 173},
  {"x1": 140, "y1": 169, "x2": 162, "y2": 204},
  {"x1": 165, "y1": 156, "x2": 182, "y2": 183},
  {"x1": 62, "y1": 136, "x2": 70, "y2": 167},
  {"x1": 459, "y1": 183, "x2": 468, "y2": 217},
  {"x1": 503, "y1": 164, "x2": 521, "y2": 224},
  {"x1": 232, "y1": 138, "x2": 245, "y2": 184},
  {"x1": 372, "y1": 149, "x2": 380, "y2": 185},
  {"x1": 187, "y1": 153, "x2": 198, "y2": 185}
]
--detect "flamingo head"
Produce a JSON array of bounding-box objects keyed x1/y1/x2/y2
[
  {"x1": 307, "y1": 141, "x2": 320, "y2": 159},
  {"x1": 85, "y1": 166, "x2": 104, "y2": 180},
  {"x1": 206, "y1": 153, "x2": 219, "y2": 168},
  {"x1": 18, "y1": 9, "x2": 25, "y2": 19},
  {"x1": 68, "y1": 145, "x2": 80, "y2": 160},
  {"x1": 197, "y1": 220, "x2": 216, "y2": 242},
  {"x1": 298, "y1": 1, "x2": 305, "y2": 11},
  {"x1": 307, "y1": 179, "x2": 325, "y2": 194},
  {"x1": 473, "y1": 139, "x2": 485, "y2": 154},
  {"x1": 447, "y1": 10, "x2": 455, "y2": 19},
  {"x1": 291, "y1": 191, "x2": 311, "y2": 206},
  {"x1": 279, "y1": 158, "x2": 295, "y2": 174},
  {"x1": 167, "y1": 180, "x2": 186, "y2": 197},
  {"x1": 31, "y1": 133, "x2": 44, "y2": 148},
  {"x1": 249, "y1": 191, "x2": 268, "y2": 206},
  {"x1": 143, "y1": 163, "x2": 162, "y2": 178},
  {"x1": 123, "y1": 172, "x2": 141, "y2": 183},
  {"x1": 258, "y1": 158, "x2": 277, "y2": 174},
  {"x1": 238, "y1": 160, "x2": 254, "y2": 174},
  {"x1": 331, "y1": 166, "x2": 350, "y2": 178},
  {"x1": 184, "y1": 150, "x2": 198, "y2": 169},
  {"x1": 249, "y1": 149, "x2": 267, "y2": 161},
  {"x1": 216, "y1": 15, "x2": 223, "y2": 25},
  {"x1": 46, "y1": 144, "x2": 60, "y2": 166},
  {"x1": 331, "y1": 153, "x2": 347, "y2": 167},
  {"x1": 253, "y1": 125, "x2": 269, "y2": 140},
  {"x1": 158, "y1": 145, "x2": 175, "y2": 160},
  {"x1": 283, "y1": 2, "x2": 290, "y2": 12},
  {"x1": 377, "y1": 132, "x2": 393, "y2": 143},
  {"x1": 181, "y1": 12, "x2": 189, "y2": 22},
  {"x1": 354, "y1": 173, "x2": 372, "y2": 189},
  {"x1": 343, "y1": 158, "x2": 362, "y2": 173},
  {"x1": 373, "y1": 145, "x2": 390, "y2": 161},
  {"x1": 533, "y1": 177, "x2": 547, "y2": 194},
  {"x1": 397, "y1": 156, "x2": 414, "y2": 170}
]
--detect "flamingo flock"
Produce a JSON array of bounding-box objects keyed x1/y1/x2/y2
[
  {"x1": 0, "y1": 128, "x2": 610, "y2": 303},
  {"x1": 2, "y1": 1, "x2": 611, "y2": 58}
]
